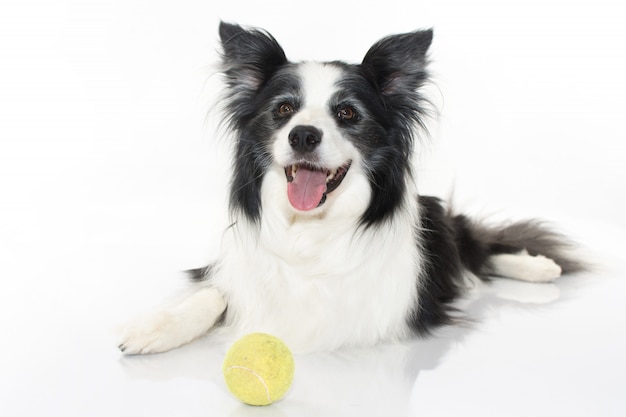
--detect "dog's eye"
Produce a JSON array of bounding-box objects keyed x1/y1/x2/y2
[
  {"x1": 278, "y1": 103, "x2": 295, "y2": 116},
  {"x1": 337, "y1": 106, "x2": 356, "y2": 121}
]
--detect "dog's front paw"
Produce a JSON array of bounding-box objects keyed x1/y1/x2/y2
[
  {"x1": 118, "y1": 287, "x2": 227, "y2": 354},
  {"x1": 119, "y1": 311, "x2": 189, "y2": 355}
]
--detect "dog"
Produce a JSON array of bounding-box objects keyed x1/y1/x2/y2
[{"x1": 119, "y1": 22, "x2": 583, "y2": 354}]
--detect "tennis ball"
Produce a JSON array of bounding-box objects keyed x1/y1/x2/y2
[{"x1": 222, "y1": 333, "x2": 295, "y2": 406}]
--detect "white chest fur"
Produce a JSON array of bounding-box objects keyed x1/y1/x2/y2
[{"x1": 213, "y1": 194, "x2": 423, "y2": 353}]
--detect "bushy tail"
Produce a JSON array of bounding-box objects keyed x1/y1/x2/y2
[{"x1": 452, "y1": 212, "x2": 586, "y2": 279}]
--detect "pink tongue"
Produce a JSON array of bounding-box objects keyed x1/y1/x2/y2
[{"x1": 287, "y1": 167, "x2": 327, "y2": 211}]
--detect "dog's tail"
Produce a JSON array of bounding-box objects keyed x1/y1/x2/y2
[
  {"x1": 453, "y1": 213, "x2": 585, "y2": 279},
  {"x1": 419, "y1": 196, "x2": 586, "y2": 283}
]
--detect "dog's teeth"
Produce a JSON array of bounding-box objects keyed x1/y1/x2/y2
[{"x1": 326, "y1": 168, "x2": 339, "y2": 183}]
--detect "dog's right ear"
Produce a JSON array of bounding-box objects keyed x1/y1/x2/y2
[{"x1": 219, "y1": 22, "x2": 287, "y2": 94}]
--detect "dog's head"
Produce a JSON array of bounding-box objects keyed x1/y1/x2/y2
[{"x1": 219, "y1": 22, "x2": 432, "y2": 226}]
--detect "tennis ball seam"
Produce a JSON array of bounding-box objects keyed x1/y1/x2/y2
[{"x1": 226, "y1": 365, "x2": 271, "y2": 404}]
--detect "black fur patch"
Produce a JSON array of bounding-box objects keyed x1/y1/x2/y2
[
  {"x1": 186, "y1": 263, "x2": 216, "y2": 282},
  {"x1": 409, "y1": 196, "x2": 465, "y2": 334}
]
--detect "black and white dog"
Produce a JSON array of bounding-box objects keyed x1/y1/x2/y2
[{"x1": 119, "y1": 22, "x2": 582, "y2": 354}]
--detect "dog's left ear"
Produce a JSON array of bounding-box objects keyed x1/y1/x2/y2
[{"x1": 361, "y1": 29, "x2": 433, "y2": 95}]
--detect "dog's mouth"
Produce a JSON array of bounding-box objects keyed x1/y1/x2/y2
[{"x1": 285, "y1": 161, "x2": 351, "y2": 211}]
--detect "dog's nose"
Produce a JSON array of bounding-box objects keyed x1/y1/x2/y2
[{"x1": 288, "y1": 125, "x2": 322, "y2": 153}]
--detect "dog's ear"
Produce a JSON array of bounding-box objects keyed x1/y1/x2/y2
[
  {"x1": 219, "y1": 22, "x2": 287, "y2": 93},
  {"x1": 361, "y1": 29, "x2": 433, "y2": 96}
]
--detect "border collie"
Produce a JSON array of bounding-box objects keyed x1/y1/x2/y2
[{"x1": 119, "y1": 22, "x2": 583, "y2": 354}]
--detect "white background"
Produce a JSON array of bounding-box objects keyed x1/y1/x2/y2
[{"x1": 1, "y1": 0, "x2": 625, "y2": 416}]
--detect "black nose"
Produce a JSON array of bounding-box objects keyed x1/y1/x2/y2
[{"x1": 288, "y1": 125, "x2": 322, "y2": 153}]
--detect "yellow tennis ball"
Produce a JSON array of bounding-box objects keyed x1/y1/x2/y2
[{"x1": 222, "y1": 333, "x2": 295, "y2": 406}]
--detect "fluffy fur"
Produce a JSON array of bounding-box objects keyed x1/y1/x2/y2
[{"x1": 119, "y1": 23, "x2": 583, "y2": 355}]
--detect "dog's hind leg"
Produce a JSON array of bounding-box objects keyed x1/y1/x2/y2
[
  {"x1": 484, "y1": 250, "x2": 563, "y2": 282},
  {"x1": 119, "y1": 286, "x2": 226, "y2": 355}
]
